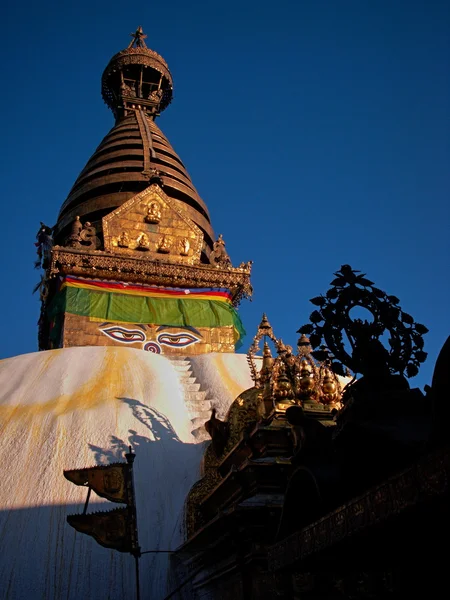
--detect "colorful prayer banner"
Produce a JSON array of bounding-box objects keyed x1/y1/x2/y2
[{"x1": 48, "y1": 277, "x2": 246, "y2": 348}]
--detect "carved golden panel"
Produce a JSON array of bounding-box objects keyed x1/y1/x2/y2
[{"x1": 102, "y1": 184, "x2": 203, "y2": 265}]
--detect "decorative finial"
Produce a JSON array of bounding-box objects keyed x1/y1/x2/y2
[
  {"x1": 247, "y1": 314, "x2": 279, "y2": 386},
  {"x1": 209, "y1": 234, "x2": 232, "y2": 268},
  {"x1": 129, "y1": 26, "x2": 148, "y2": 48},
  {"x1": 297, "y1": 333, "x2": 311, "y2": 350},
  {"x1": 263, "y1": 341, "x2": 272, "y2": 358},
  {"x1": 260, "y1": 314, "x2": 272, "y2": 331},
  {"x1": 261, "y1": 341, "x2": 274, "y2": 372}
]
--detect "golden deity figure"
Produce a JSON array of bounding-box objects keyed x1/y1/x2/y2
[
  {"x1": 179, "y1": 237, "x2": 190, "y2": 256},
  {"x1": 121, "y1": 81, "x2": 136, "y2": 96},
  {"x1": 66, "y1": 216, "x2": 83, "y2": 247},
  {"x1": 298, "y1": 361, "x2": 315, "y2": 397},
  {"x1": 157, "y1": 235, "x2": 171, "y2": 254},
  {"x1": 209, "y1": 233, "x2": 231, "y2": 267},
  {"x1": 136, "y1": 232, "x2": 150, "y2": 250},
  {"x1": 149, "y1": 88, "x2": 163, "y2": 102},
  {"x1": 273, "y1": 363, "x2": 296, "y2": 413},
  {"x1": 117, "y1": 230, "x2": 130, "y2": 248},
  {"x1": 145, "y1": 201, "x2": 162, "y2": 224},
  {"x1": 321, "y1": 368, "x2": 339, "y2": 405}
]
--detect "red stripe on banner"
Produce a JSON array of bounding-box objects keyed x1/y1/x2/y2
[{"x1": 64, "y1": 276, "x2": 232, "y2": 300}]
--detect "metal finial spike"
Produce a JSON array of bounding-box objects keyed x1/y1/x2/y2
[
  {"x1": 263, "y1": 341, "x2": 272, "y2": 357},
  {"x1": 297, "y1": 333, "x2": 311, "y2": 347},
  {"x1": 259, "y1": 313, "x2": 271, "y2": 330},
  {"x1": 129, "y1": 26, "x2": 148, "y2": 48}
]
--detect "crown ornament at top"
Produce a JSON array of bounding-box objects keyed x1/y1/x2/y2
[{"x1": 298, "y1": 264, "x2": 428, "y2": 380}]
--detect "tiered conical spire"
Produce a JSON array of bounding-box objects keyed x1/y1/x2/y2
[{"x1": 54, "y1": 28, "x2": 215, "y2": 257}]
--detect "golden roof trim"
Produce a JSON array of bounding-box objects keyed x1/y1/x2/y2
[{"x1": 49, "y1": 247, "x2": 252, "y2": 304}]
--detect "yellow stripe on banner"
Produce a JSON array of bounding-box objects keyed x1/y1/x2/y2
[{"x1": 61, "y1": 281, "x2": 232, "y2": 303}]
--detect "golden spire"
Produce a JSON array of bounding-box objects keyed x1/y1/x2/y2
[
  {"x1": 259, "y1": 313, "x2": 272, "y2": 333},
  {"x1": 247, "y1": 313, "x2": 279, "y2": 386}
]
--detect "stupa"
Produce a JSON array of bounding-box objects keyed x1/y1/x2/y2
[
  {"x1": 0, "y1": 29, "x2": 255, "y2": 600},
  {"x1": 36, "y1": 26, "x2": 252, "y2": 356}
]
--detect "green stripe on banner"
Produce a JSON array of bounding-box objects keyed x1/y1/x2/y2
[{"x1": 48, "y1": 286, "x2": 246, "y2": 347}]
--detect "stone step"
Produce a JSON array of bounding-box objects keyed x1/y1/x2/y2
[
  {"x1": 181, "y1": 382, "x2": 201, "y2": 392},
  {"x1": 191, "y1": 426, "x2": 210, "y2": 442},
  {"x1": 183, "y1": 391, "x2": 208, "y2": 402},
  {"x1": 177, "y1": 375, "x2": 196, "y2": 384},
  {"x1": 185, "y1": 400, "x2": 213, "y2": 413},
  {"x1": 171, "y1": 363, "x2": 191, "y2": 372},
  {"x1": 190, "y1": 414, "x2": 214, "y2": 429}
]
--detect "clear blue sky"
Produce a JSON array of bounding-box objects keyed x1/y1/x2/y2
[{"x1": 1, "y1": 0, "x2": 448, "y2": 388}]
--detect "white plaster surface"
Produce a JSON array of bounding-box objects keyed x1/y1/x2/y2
[{"x1": 0, "y1": 347, "x2": 253, "y2": 600}]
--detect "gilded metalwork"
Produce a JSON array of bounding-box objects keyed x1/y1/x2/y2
[
  {"x1": 246, "y1": 315, "x2": 342, "y2": 409},
  {"x1": 157, "y1": 235, "x2": 172, "y2": 254},
  {"x1": 102, "y1": 26, "x2": 173, "y2": 115},
  {"x1": 37, "y1": 28, "x2": 253, "y2": 351},
  {"x1": 209, "y1": 234, "x2": 232, "y2": 267},
  {"x1": 117, "y1": 231, "x2": 130, "y2": 248},
  {"x1": 185, "y1": 444, "x2": 223, "y2": 537},
  {"x1": 56, "y1": 29, "x2": 214, "y2": 251},
  {"x1": 103, "y1": 184, "x2": 204, "y2": 266},
  {"x1": 247, "y1": 314, "x2": 279, "y2": 385},
  {"x1": 136, "y1": 232, "x2": 150, "y2": 250},
  {"x1": 184, "y1": 322, "x2": 344, "y2": 537},
  {"x1": 144, "y1": 201, "x2": 162, "y2": 224},
  {"x1": 49, "y1": 246, "x2": 252, "y2": 305},
  {"x1": 66, "y1": 217, "x2": 100, "y2": 249},
  {"x1": 179, "y1": 238, "x2": 190, "y2": 256},
  {"x1": 184, "y1": 388, "x2": 262, "y2": 536}
]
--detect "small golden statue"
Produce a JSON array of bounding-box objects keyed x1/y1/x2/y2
[
  {"x1": 136, "y1": 232, "x2": 150, "y2": 250},
  {"x1": 149, "y1": 88, "x2": 163, "y2": 102},
  {"x1": 157, "y1": 235, "x2": 171, "y2": 254},
  {"x1": 67, "y1": 216, "x2": 83, "y2": 247},
  {"x1": 298, "y1": 361, "x2": 315, "y2": 397},
  {"x1": 321, "y1": 368, "x2": 339, "y2": 405},
  {"x1": 180, "y1": 237, "x2": 190, "y2": 256},
  {"x1": 209, "y1": 234, "x2": 231, "y2": 267},
  {"x1": 273, "y1": 363, "x2": 296, "y2": 412},
  {"x1": 145, "y1": 201, "x2": 162, "y2": 224},
  {"x1": 121, "y1": 81, "x2": 136, "y2": 97},
  {"x1": 117, "y1": 231, "x2": 130, "y2": 248}
]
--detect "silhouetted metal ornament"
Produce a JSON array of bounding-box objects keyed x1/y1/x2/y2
[{"x1": 298, "y1": 264, "x2": 429, "y2": 378}]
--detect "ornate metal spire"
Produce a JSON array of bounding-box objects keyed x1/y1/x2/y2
[
  {"x1": 246, "y1": 319, "x2": 343, "y2": 409},
  {"x1": 128, "y1": 26, "x2": 148, "y2": 48},
  {"x1": 102, "y1": 27, "x2": 173, "y2": 119}
]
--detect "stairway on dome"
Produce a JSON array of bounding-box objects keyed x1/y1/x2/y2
[{"x1": 169, "y1": 356, "x2": 215, "y2": 441}]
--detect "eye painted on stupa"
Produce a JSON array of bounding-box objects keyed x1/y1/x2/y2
[
  {"x1": 157, "y1": 332, "x2": 200, "y2": 348},
  {"x1": 100, "y1": 326, "x2": 146, "y2": 343}
]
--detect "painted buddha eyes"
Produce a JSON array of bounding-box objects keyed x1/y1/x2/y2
[
  {"x1": 100, "y1": 326, "x2": 146, "y2": 343},
  {"x1": 156, "y1": 332, "x2": 199, "y2": 348},
  {"x1": 99, "y1": 324, "x2": 201, "y2": 350}
]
